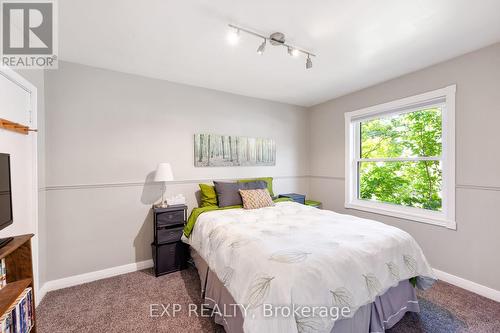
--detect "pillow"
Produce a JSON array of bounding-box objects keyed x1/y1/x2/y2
[
  {"x1": 214, "y1": 181, "x2": 268, "y2": 207},
  {"x1": 241, "y1": 180, "x2": 268, "y2": 190},
  {"x1": 239, "y1": 189, "x2": 274, "y2": 210},
  {"x1": 199, "y1": 184, "x2": 218, "y2": 207},
  {"x1": 214, "y1": 181, "x2": 243, "y2": 207},
  {"x1": 238, "y1": 177, "x2": 274, "y2": 197}
]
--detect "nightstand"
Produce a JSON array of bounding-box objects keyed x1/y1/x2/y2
[
  {"x1": 152, "y1": 204, "x2": 188, "y2": 277},
  {"x1": 279, "y1": 193, "x2": 305, "y2": 204},
  {"x1": 279, "y1": 193, "x2": 322, "y2": 208}
]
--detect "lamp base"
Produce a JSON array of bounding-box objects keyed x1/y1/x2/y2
[{"x1": 155, "y1": 201, "x2": 169, "y2": 208}]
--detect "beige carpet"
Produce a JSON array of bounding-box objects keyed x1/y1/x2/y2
[{"x1": 37, "y1": 266, "x2": 500, "y2": 333}]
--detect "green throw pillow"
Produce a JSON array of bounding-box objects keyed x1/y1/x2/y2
[
  {"x1": 238, "y1": 177, "x2": 274, "y2": 197},
  {"x1": 199, "y1": 183, "x2": 218, "y2": 207}
]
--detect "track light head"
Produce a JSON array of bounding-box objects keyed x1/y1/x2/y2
[
  {"x1": 257, "y1": 39, "x2": 266, "y2": 55},
  {"x1": 287, "y1": 47, "x2": 299, "y2": 57},
  {"x1": 227, "y1": 28, "x2": 240, "y2": 45},
  {"x1": 306, "y1": 55, "x2": 312, "y2": 69}
]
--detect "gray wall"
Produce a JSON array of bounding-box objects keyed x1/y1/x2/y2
[
  {"x1": 309, "y1": 43, "x2": 500, "y2": 290},
  {"x1": 44, "y1": 62, "x2": 309, "y2": 281}
]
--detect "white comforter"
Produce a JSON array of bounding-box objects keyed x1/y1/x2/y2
[{"x1": 186, "y1": 202, "x2": 435, "y2": 333}]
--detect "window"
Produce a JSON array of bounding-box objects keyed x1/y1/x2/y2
[{"x1": 345, "y1": 86, "x2": 456, "y2": 229}]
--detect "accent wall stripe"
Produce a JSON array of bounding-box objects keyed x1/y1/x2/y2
[
  {"x1": 308, "y1": 175, "x2": 346, "y2": 181},
  {"x1": 41, "y1": 175, "x2": 310, "y2": 191},
  {"x1": 308, "y1": 176, "x2": 500, "y2": 192},
  {"x1": 39, "y1": 176, "x2": 500, "y2": 192},
  {"x1": 455, "y1": 184, "x2": 500, "y2": 192}
]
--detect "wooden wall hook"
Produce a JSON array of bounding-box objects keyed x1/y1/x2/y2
[{"x1": 0, "y1": 118, "x2": 36, "y2": 135}]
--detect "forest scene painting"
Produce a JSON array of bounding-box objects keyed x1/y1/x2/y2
[{"x1": 194, "y1": 134, "x2": 276, "y2": 167}]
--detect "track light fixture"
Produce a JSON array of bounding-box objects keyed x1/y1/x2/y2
[
  {"x1": 306, "y1": 54, "x2": 313, "y2": 69},
  {"x1": 287, "y1": 46, "x2": 299, "y2": 57},
  {"x1": 256, "y1": 39, "x2": 266, "y2": 55},
  {"x1": 227, "y1": 24, "x2": 316, "y2": 69},
  {"x1": 227, "y1": 28, "x2": 240, "y2": 45}
]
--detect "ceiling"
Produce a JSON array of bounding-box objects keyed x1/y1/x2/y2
[{"x1": 59, "y1": 0, "x2": 500, "y2": 107}]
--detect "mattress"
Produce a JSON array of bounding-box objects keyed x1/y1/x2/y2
[{"x1": 191, "y1": 248, "x2": 420, "y2": 333}]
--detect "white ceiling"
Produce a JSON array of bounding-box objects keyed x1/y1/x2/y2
[{"x1": 59, "y1": 0, "x2": 500, "y2": 107}]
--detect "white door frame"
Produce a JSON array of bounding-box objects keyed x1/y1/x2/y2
[{"x1": 0, "y1": 65, "x2": 39, "y2": 298}]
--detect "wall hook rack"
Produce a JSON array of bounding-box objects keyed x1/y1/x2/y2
[{"x1": 0, "y1": 118, "x2": 37, "y2": 135}]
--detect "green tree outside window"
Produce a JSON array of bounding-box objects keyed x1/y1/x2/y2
[{"x1": 359, "y1": 108, "x2": 442, "y2": 211}]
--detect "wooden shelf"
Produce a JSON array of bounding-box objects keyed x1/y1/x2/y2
[
  {"x1": 0, "y1": 279, "x2": 32, "y2": 317},
  {"x1": 0, "y1": 234, "x2": 33, "y2": 260},
  {"x1": 0, "y1": 234, "x2": 36, "y2": 332}
]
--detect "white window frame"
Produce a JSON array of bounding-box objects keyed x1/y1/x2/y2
[{"x1": 345, "y1": 85, "x2": 456, "y2": 229}]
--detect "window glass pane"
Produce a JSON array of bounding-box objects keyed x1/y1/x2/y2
[
  {"x1": 359, "y1": 160, "x2": 442, "y2": 211},
  {"x1": 360, "y1": 108, "x2": 442, "y2": 159}
]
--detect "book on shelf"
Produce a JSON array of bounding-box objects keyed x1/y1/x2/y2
[
  {"x1": 0, "y1": 288, "x2": 33, "y2": 333},
  {"x1": 0, "y1": 259, "x2": 6, "y2": 289}
]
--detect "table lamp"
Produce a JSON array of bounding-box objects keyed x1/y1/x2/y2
[{"x1": 154, "y1": 163, "x2": 173, "y2": 208}]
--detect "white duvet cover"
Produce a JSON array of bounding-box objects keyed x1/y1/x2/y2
[{"x1": 186, "y1": 202, "x2": 435, "y2": 333}]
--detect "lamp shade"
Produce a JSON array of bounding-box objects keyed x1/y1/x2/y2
[{"x1": 154, "y1": 163, "x2": 174, "y2": 182}]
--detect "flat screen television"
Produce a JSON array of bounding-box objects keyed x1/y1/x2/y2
[{"x1": 0, "y1": 153, "x2": 13, "y2": 248}]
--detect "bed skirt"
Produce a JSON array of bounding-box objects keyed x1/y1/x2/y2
[{"x1": 190, "y1": 248, "x2": 419, "y2": 333}]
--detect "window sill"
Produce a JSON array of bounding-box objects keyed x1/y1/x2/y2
[{"x1": 345, "y1": 200, "x2": 456, "y2": 230}]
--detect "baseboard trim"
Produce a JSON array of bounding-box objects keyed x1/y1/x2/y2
[
  {"x1": 433, "y1": 268, "x2": 500, "y2": 302},
  {"x1": 36, "y1": 286, "x2": 47, "y2": 307},
  {"x1": 36, "y1": 259, "x2": 153, "y2": 306},
  {"x1": 36, "y1": 261, "x2": 499, "y2": 307}
]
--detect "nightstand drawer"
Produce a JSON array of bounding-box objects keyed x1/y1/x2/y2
[
  {"x1": 152, "y1": 242, "x2": 188, "y2": 276},
  {"x1": 156, "y1": 210, "x2": 184, "y2": 226},
  {"x1": 157, "y1": 226, "x2": 184, "y2": 244}
]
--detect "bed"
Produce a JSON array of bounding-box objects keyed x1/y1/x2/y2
[{"x1": 182, "y1": 201, "x2": 435, "y2": 333}]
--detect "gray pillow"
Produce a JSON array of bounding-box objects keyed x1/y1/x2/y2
[
  {"x1": 242, "y1": 180, "x2": 268, "y2": 190},
  {"x1": 214, "y1": 181, "x2": 241, "y2": 207},
  {"x1": 214, "y1": 181, "x2": 267, "y2": 207}
]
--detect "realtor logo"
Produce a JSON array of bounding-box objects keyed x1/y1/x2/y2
[{"x1": 1, "y1": 0, "x2": 58, "y2": 68}]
